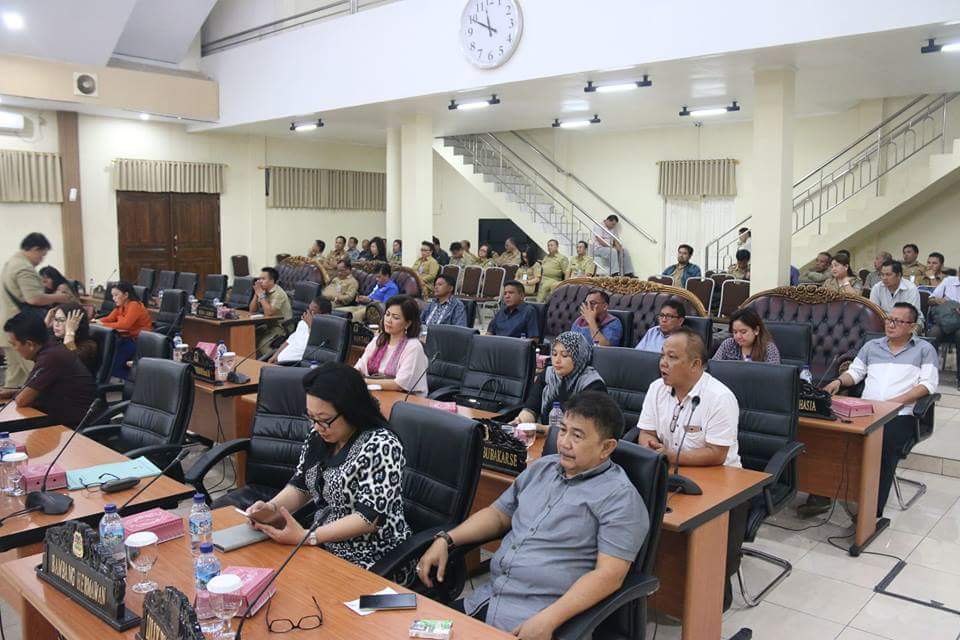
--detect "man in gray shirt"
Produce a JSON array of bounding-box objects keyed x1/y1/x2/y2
[{"x1": 417, "y1": 392, "x2": 648, "y2": 639}]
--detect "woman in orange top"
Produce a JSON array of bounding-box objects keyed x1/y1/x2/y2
[{"x1": 96, "y1": 281, "x2": 153, "y2": 378}]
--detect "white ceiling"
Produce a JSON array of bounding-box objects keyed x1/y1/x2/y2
[
  {"x1": 204, "y1": 23, "x2": 960, "y2": 146},
  {"x1": 113, "y1": 0, "x2": 217, "y2": 65}
]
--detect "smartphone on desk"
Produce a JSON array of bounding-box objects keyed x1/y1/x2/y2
[
  {"x1": 234, "y1": 505, "x2": 282, "y2": 526},
  {"x1": 358, "y1": 593, "x2": 417, "y2": 611}
]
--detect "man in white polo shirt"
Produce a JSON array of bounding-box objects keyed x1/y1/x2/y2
[{"x1": 633, "y1": 327, "x2": 744, "y2": 609}]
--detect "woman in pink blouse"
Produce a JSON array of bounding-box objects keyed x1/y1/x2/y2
[{"x1": 356, "y1": 295, "x2": 429, "y2": 396}]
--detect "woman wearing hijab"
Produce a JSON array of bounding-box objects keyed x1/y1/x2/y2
[{"x1": 512, "y1": 331, "x2": 607, "y2": 425}]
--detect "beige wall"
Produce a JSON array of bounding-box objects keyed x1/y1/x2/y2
[{"x1": 432, "y1": 154, "x2": 506, "y2": 252}]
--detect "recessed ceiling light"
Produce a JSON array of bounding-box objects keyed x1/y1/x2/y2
[
  {"x1": 139, "y1": 113, "x2": 150, "y2": 121},
  {"x1": 2, "y1": 12, "x2": 24, "y2": 30}
]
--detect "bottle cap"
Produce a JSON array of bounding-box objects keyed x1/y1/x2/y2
[
  {"x1": 0, "y1": 432, "x2": 9, "y2": 438},
  {"x1": 553, "y1": 402, "x2": 561, "y2": 408},
  {"x1": 207, "y1": 574, "x2": 242, "y2": 594},
  {"x1": 193, "y1": 493, "x2": 206, "y2": 503},
  {"x1": 1, "y1": 452, "x2": 27, "y2": 463},
  {"x1": 104, "y1": 503, "x2": 117, "y2": 513},
  {"x1": 199, "y1": 542, "x2": 214, "y2": 553}
]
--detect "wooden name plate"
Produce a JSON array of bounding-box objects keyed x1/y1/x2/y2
[
  {"x1": 188, "y1": 347, "x2": 216, "y2": 383},
  {"x1": 37, "y1": 521, "x2": 140, "y2": 631},
  {"x1": 137, "y1": 587, "x2": 204, "y2": 640}
]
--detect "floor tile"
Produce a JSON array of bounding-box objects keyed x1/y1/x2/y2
[
  {"x1": 898, "y1": 468, "x2": 960, "y2": 494},
  {"x1": 926, "y1": 501, "x2": 960, "y2": 544},
  {"x1": 744, "y1": 524, "x2": 820, "y2": 564},
  {"x1": 835, "y1": 629, "x2": 891, "y2": 640},
  {"x1": 906, "y1": 537, "x2": 960, "y2": 576},
  {"x1": 762, "y1": 568, "x2": 874, "y2": 625},
  {"x1": 721, "y1": 601, "x2": 844, "y2": 640},
  {"x1": 885, "y1": 562, "x2": 960, "y2": 611},
  {"x1": 795, "y1": 529, "x2": 922, "y2": 589},
  {"x1": 850, "y1": 594, "x2": 960, "y2": 640}
]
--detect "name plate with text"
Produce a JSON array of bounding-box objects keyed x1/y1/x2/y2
[{"x1": 137, "y1": 587, "x2": 204, "y2": 640}]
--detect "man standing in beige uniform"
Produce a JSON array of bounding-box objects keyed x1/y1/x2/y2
[{"x1": 1, "y1": 233, "x2": 71, "y2": 387}]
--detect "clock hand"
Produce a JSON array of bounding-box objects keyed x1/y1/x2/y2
[{"x1": 471, "y1": 14, "x2": 496, "y2": 37}]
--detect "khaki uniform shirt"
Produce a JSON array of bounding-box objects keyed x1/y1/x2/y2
[
  {"x1": 495, "y1": 249, "x2": 521, "y2": 267},
  {"x1": 261, "y1": 286, "x2": 293, "y2": 321},
  {"x1": 517, "y1": 263, "x2": 542, "y2": 296},
  {"x1": 541, "y1": 254, "x2": 569, "y2": 281},
  {"x1": 901, "y1": 261, "x2": 926, "y2": 284},
  {"x1": 464, "y1": 251, "x2": 480, "y2": 264},
  {"x1": 478, "y1": 257, "x2": 497, "y2": 268},
  {"x1": 728, "y1": 264, "x2": 751, "y2": 280},
  {"x1": 323, "y1": 275, "x2": 359, "y2": 306},
  {"x1": 0, "y1": 253, "x2": 45, "y2": 348},
  {"x1": 326, "y1": 248, "x2": 348, "y2": 269},
  {"x1": 823, "y1": 276, "x2": 863, "y2": 293},
  {"x1": 567, "y1": 255, "x2": 597, "y2": 278},
  {"x1": 800, "y1": 269, "x2": 829, "y2": 284},
  {"x1": 450, "y1": 254, "x2": 478, "y2": 268},
  {"x1": 413, "y1": 256, "x2": 441, "y2": 288},
  {"x1": 920, "y1": 271, "x2": 946, "y2": 287}
]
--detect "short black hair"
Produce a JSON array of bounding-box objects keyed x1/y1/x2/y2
[
  {"x1": 503, "y1": 279, "x2": 525, "y2": 294},
  {"x1": 678, "y1": 244, "x2": 694, "y2": 256},
  {"x1": 303, "y1": 362, "x2": 390, "y2": 432},
  {"x1": 563, "y1": 391, "x2": 625, "y2": 440},
  {"x1": 20, "y1": 233, "x2": 51, "y2": 251},
  {"x1": 671, "y1": 326, "x2": 708, "y2": 364},
  {"x1": 586, "y1": 289, "x2": 610, "y2": 304},
  {"x1": 337, "y1": 257, "x2": 352, "y2": 269},
  {"x1": 449, "y1": 242, "x2": 463, "y2": 253},
  {"x1": 660, "y1": 299, "x2": 686, "y2": 319},
  {"x1": 421, "y1": 241, "x2": 435, "y2": 252},
  {"x1": 432, "y1": 236, "x2": 440, "y2": 245},
  {"x1": 315, "y1": 240, "x2": 326, "y2": 253},
  {"x1": 434, "y1": 274, "x2": 456, "y2": 289},
  {"x1": 261, "y1": 266, "x2": 280, "y2": 283},
  {"x1": 738, "y1": 227, "x2": 750, "y2": 234},
  {"x1": 3, "y1": 312, "x2": 49, "y2": 346},
  {"x1": 929, "y1": 252, "x2": 945, "y2": 265},
  {"x1": 577, "y1": 240, "x2": 589, "y2": 250},
  {"x1": 903, "y1": 243, "x2": 919, "y2": 253},
  {"x1": 881, "y1": 259, "x2": 903, "y2": 276},
  {"x1": 311, "y1": 296, "x2": 333, "y2": 314},
  {"x1": 735, "y1": 249, "x2": 751, "y2": 262},
  {"x1": 605, "y1": 214, "x2": 619, "y2": 223},
  {"x1": 818, "y1": 251, "x2": 832, "y2": 261},
  {"x1": 375, "y1": 263, "x2": 392, "y2": 277},
  {"x1": 336, "y1": 235, "x2": 346, "y2": 243},
  {"x1": 892, "y1": 302, "x2": 919, "y2": 323},
  {"x1": 348, "y1": 236, "x2": 358, "y2": 243}
]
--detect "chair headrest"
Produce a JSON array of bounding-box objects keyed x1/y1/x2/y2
[
  {"x1": 257, "y1": 367, "x2": 311, "y2": 416},
  {"x1": 129, "y1": 358, "x2": 193, "y2": 414}
]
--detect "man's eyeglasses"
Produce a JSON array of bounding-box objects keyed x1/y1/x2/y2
[
  {"x1": 78, "y1": 472, "x2": 120, "y2": 491},
  {"x1": 658, "y1": 313, "x2": 680, "y2": 321},
  {"x1": 266, "y1": 596, "x2": 323, "y2": 633},
  {"x1": 884, "y1": 318, "x2": 914, "y2": 327},
  {"x1": 308, "y1": 412, "x2": 341, "y2": 431}
]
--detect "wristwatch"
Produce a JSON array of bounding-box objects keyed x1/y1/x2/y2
[
  {"x1": 433, "y1": 530, "x2": 456, "y2": 550},
  {"x1": 307, "y1": 530, "x2": 318, "y2": 547}
]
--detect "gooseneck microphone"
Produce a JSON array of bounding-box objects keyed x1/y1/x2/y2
[
  {"x1": 115, "y1": 448, "x2": 192, "y2": 510},
  {"x1": 25, "y1": 397, "x2": 105, "y2": 515},
  {"x1": 227, "y1": 346, "x2": 261, "y2": 384},
  {"x1": 667, "y1": 396, "x2": 703, "y2": 495},
  {"x1": 403, "y1": 352, "x2": 439, "y2": 402},
  {"x1": 234, "y1": 517, "x2": 323, "y2": 639}
]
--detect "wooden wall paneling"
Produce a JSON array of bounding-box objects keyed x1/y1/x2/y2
[{"x1": 56, "y1": 111, "x2": 85, "y2": 282}]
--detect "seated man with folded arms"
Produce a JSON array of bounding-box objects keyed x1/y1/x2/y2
[
  {"x1": 322, "y1": 258, "x2": 360, "y2": 308},
  {"x1": 570, "y1": 289, "x2": 622, "y2": 347},
  {"x1": 250, "y1": 266, "x2": 294, "y2": 356},
  {"x1": 633, "y1": 327, "x2": 745, "y2": 610},
  {"x1": 268, "y1": 297, "x2": 332, "y2": 364},
  {"x1": 421, "y1": 274, "x2": 468, "y2": 327},
  {"x1": 566, "y1": 241, "x2": 598, "y2": 278},
  {"x1": 487, "y1": 280, "x2": 540, "y2": 340},
  {"x1": 900, "y1": 243, "x2": 926, "y2": 283},
  {"x1": 635, "y1": 300, "x2": 685, "y2": 353},
  {"x1": 417, "y1": 392, "x2": 647, "y2": 639},
  {"x1": 809, "y1": 303, "x2": 938, "y2": 518}
]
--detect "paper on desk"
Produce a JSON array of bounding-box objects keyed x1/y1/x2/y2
[
  {"x1": 66, "y1": 456, "x2": 162, "y2": 490},
  {"x1": 343, "y1": 587, "x2": 397, "y2": 616}
]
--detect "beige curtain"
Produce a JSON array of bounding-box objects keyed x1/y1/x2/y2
[
  {"x1": 0, "y1": 149, "x2": 63, "y2": 203},
  {"x1": 267, "y1": 166, "x2": 385, "y2": 210},
  {"x1": 112, "y1": 158, "x2": 224, "y2": 193},
  {"x1": 657, "y1": 159, "x2": 737, "y2": 197}
]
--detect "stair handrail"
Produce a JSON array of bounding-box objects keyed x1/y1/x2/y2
[{"x1": 506, "y1": 131, "x2": 657, "y2": 243}]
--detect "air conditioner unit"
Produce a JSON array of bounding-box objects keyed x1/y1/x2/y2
[
  {"x1": 73, "y1": 72, "x2": 98, "y2": 97},
  {"x1": 0, "y1": 110, "x2": 25, "y2": 132}
]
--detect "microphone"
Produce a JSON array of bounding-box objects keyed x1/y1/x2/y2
[
  {"x1": 667, "y1": 396, "x2": 703, "y2": 495},
  {"x1": 116, "y1": 448, "x2": 192, "y2": 511},
  {"x1": 404, "y1": 352, "x2": 439, "y2": 402},
  {"x1": 25, "y1": 397, "x2": 105, "y2": 515},
  {"x1": 227, "y1": 346, "x2": 261, "y2": 384},
  {"x1": 234, "y1": 517, "x2": 323, "y2": 639},
  {"x1": 814, "y1": 353, "x2": 843, "y2": 389}
]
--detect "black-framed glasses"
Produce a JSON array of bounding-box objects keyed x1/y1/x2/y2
[
  {"x1": 658, "y1": 313, "x2": 680, "y2": 321},
  {"x1": 78, "y1": 472, "x2": 120, "y2": 491},
  {"x1": 308, "y1": 412, "x2": 341, "y2": 431},
  {"x1": 884, "y1": 317, "x2": 914, "y2": 327},
  {"x1": 266, "y1": 596, "x2": 323, "y2": 633}
]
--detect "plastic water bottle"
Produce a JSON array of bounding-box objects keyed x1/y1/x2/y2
[
  {"x1": 520, "y1": 332, "x2": 527, "y2": 340},
  {"x1": 157, "y1": 289, "x2": 164, "y2": 303},
  {"x1": 800, "y1": 365, "x2": 813, "y2": 384},
  {"x1": 309, "y1": 360, "x2": 319, "y2": 370},
  {"x1": 0, "y1": 432, "x2": 15, "y2": 492},
  {"x1": 188, "y1": 295, "x2": 198, "y2": 315},
  {"x1": 188, "y1": 494, "x2": 213, "y2": 555},
  {"x1": 98, "y1": 504, "x2": 126, "y2": 574},
  {"x1": 194, "y1": 542, "x2": 222, "y2": 633},
  {"x1": 87, "y1": 277, "x2": 95, "y2": 296},
  {"x1": 549, "y1": 402, "x2": 563, "y2": 433}
]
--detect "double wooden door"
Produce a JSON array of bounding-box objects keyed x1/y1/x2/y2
[{"x1": 117, "y1": 191, "x2": 222, "y2": 286}]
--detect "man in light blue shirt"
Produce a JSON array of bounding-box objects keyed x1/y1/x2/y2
[
  {"x1": 635, "y1": 300, "x2": 686, "y2": 352},
  {"x1": 662, "y1": 244, "x2": 702, "y2": 287}
]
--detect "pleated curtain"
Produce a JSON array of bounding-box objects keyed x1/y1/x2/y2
[
  {"x1": 657, "y1": 159, "x2": 737, "y2": 198},
  {"x1": 0, "y1": 149, "x2": 63, "y2": 203},
  {"x1": 267, "y1": 165, "x2": 385, "y2": 210},
  {"x1": 112, "y1": 158, "x2": 224, "y2": 194}
]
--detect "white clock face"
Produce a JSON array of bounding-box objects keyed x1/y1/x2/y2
[{"x1": 459, "y1": 0, "x2": 523, "y2": 69}]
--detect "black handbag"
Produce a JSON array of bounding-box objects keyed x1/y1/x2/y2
[{"x1": 798, "y1": 381, "x2": 833, "y2": 418}]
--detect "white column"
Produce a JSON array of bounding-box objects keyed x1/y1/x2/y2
[
  {"x1": 400, "y1": 114, "x2": 433, "y2": 267},
  {"x1": 750, "y1": 68, "x2": 796, "y2": 291},
  {"x1": 385, "y1": 127, "x2": 401, "y2": 252}
]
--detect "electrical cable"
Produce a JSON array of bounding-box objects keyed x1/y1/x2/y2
[
  {"x1": 764, "y1": 439, "x2": 852, "y2": 534},
  {"x1": 206, "y1": 393, "x2": 237, "y2": 496}
]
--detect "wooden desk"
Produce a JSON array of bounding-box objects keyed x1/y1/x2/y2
[
  {"x1": 797, "y1": 399, "x2": 902, "y2": 556},
  {"x1": 0, "y1": 426, "x2": 194, "y2": 555},
  {"x1": 0, "y1": 402, "x2": 52, "y2": 433},
  {"x1": 0, "y1": 508, "x2": 514, "y2": 640},
  {"x1": 174, "y1": 310, "x2": 280, "y2": 360}
]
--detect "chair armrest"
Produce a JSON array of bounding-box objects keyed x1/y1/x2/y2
[
  {"x1": 913, "y1": 393, "x2": 941, "y2": 420},
  {"x1": 183, "y1": 438, "x2": 252, "y2": 497},
  {"x1": 428, "y1": 385, "x2": 461, "y2": 401},
  {"x1": 97, "y1": 382, "x2": 125, "y2": 398},
  {"x1": 553, "y1": 573, "x2": 660, "y2": 640},
  {"x1": 494, "y1": 402, "x2": 528, "y2": 423},
  {"x1": 761, "y1": 441, "x2": 806, "y2": 514},
  {"x1": 369, "y1": 527, "x2": 443, "y2": 578},
  {"x1": 88, "y1": 400, "x2": 131, "y2": 427},
  {"x1": 123, "y1": 443, "x2": 185, "y2": 462},
  {"x1": 81, "y1": 423, "x2": 122, "y2": 441}
]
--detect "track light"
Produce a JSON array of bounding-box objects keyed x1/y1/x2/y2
[
  {"x1": 290, "y1": 118, "x2": 324, "y2": 132},
  {"x1": 552, "y1": 115, "x2": 601, "y2": 129},
  {"x1": 448, "y1": 94, "x2": 501, "y2": 111},
  {"x1": 584, "y1": 76, "x2": 652, "y2": 93},
  {"x1": 679, "y1": 101, "x2": 740, "y2": 117},
  {"x1": 921, "y1": 38, "x2": 960, "y2": 53}
]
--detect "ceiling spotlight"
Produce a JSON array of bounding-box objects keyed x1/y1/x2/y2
[
  {"x1": 449, "y1": 94, "x2": 501, "y2": 111},
  {"x1": 584, "y1": 76, "x2": 652, "y2": 93},
  {"x1": 679, "y1": 101, "x2": 740, "y2": 117},
  {"x1": 2, "y1": 12, "x2": 24, "y2": 31},
  {"x1": 921, "y1": 37, "x2": 960, "y2": 53},
  {"x1": 290, "y1": 118, "x2": 324, "y2": 132},
  {"x1": 139, "y1": 113, "x2": 150, "y2": 121},
  {"x1": 552, "y1": 115, "x2": 601, "y2": 129}
]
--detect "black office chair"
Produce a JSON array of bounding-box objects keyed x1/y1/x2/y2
[
  {"x1": 152, "y1": 289, "x2": 188, "y2": 337},
  {"x1": 155, "y1": 270, "x2": 178, "y2": 294},
  {"x1": 133, "y1": 285, "x2": 148, "y2": 303},
  {"x1": 370, "y1": 402, "x2": 484, "y2": 590},
  {"x1": 683, "y1": 316, "x2": 714, "y2": 351},
  {"x1": 593, "y1": 348, "x2": 662, "y2": 435},
  {"x1": 432, "y1": 335, "x2": 536, "y2": 415},
  {"x1": 87, "y1": 324, "x2": 118, "y2": 391},
  {"x1": 202, "y1": 275, "x2": 229, "y2": 302},
  {"x1": 424, "y1": 325, "x2": 479, "y2": 394},
  {"x1": 299, "y1": 314, "x2": 352, "y2": 365},
  {"x1": 707, "y1": 360, "x2": 805, "y2": 607},
  {"x1": 97, "y1": 281, "x2": 119, "y2": 318},
  {"x1": 291, "y1": 281, "x2": 322, "y2": 316},
  {"x1": 607, "y1": 309, "x2": 635, "y2": 348},
  {"x1": 82, "y1": 359, "x2": 195, "y2": 481},
  {"x1": 174, "y1": 272, "x2": 199, "y2": 297},
  {"x1": 136, "y1": 268, "x2": 156, "y2": 298},
  {"x1": 186, "y1": 367, "x2": 313, "y2": 506},
  {"x1": 461, "y1": 299, "x2": 478, "y2": 329},
  {"x1": 766, "y1": 321, "x2": 813, "y2": 370},
  {"x1": 227, "y1": 277, "x2": 255, "y2": 309}
]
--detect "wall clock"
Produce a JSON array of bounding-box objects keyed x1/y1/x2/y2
[{"x1": 459, "y1": 0, "x2": 523, "y2": 69}]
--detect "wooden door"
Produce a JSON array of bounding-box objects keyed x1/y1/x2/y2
[
  {"x1": 172, "y1": 193, "x2": 221, "y2": 284},
  {"x1": 117, "y1": 192, "x2": 221, "y2": 285}
]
